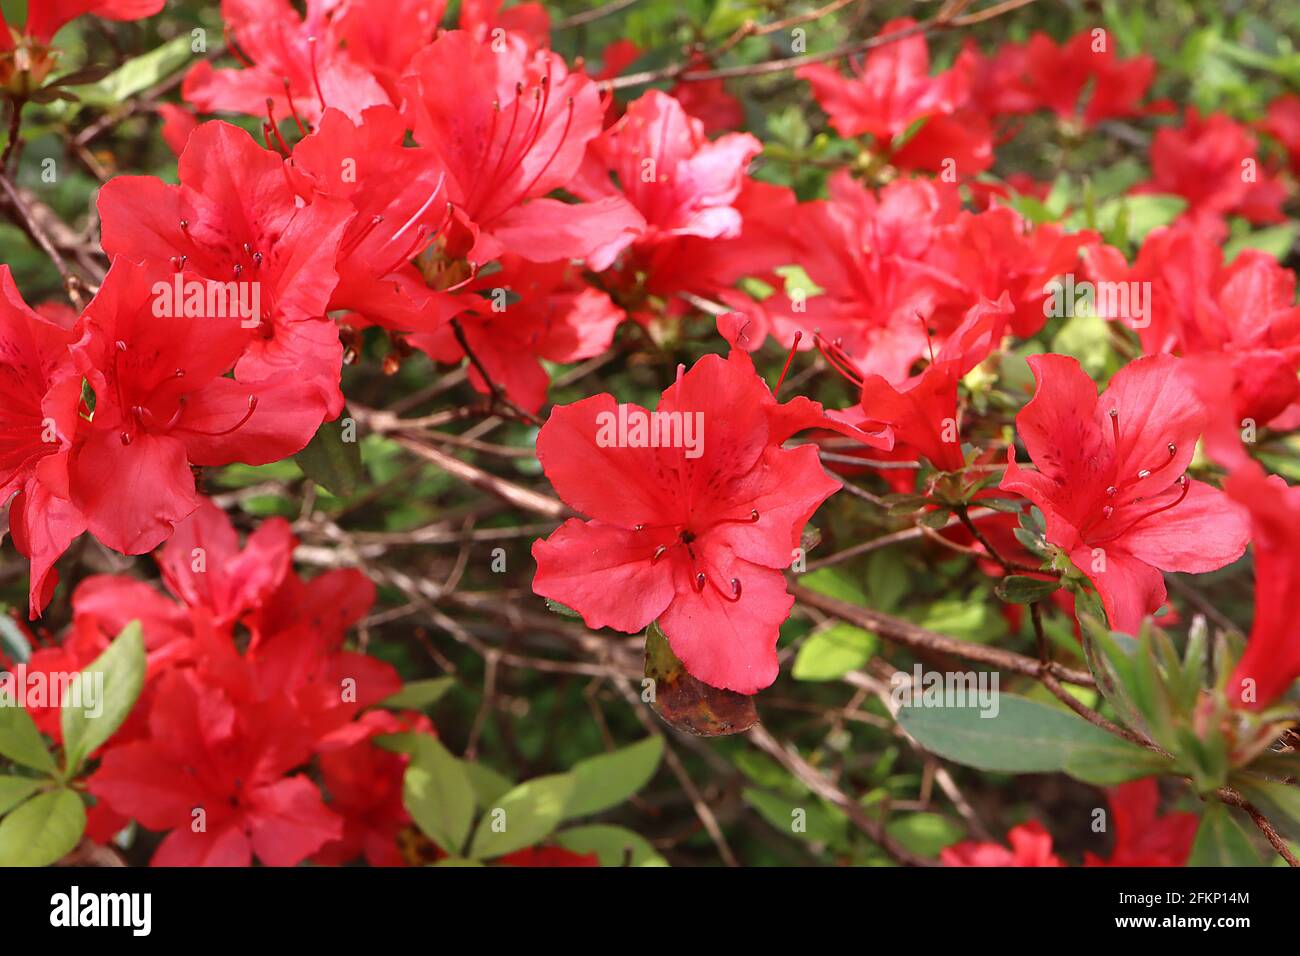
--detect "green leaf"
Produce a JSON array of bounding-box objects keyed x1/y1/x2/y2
[
  {"x1": 994, "y1": 575, "x2": 1060, "y2": 604},
  {"x1": 885, "y1": 813, "x2": 964, "y2": 856},
  {"x1": 898, "y1": 694, "x2": 1136, "y2": 773},
  {"x1": 379, "y1": 677, "x2": 455, "y2": 711},
  {"x1": 799, "y1": 567, "x2": 867, "y2": 605},
  {"x1": 294, "y1": 414, "x2": 363, "y2": 497},
  {"x1": 554, "y1": 825, "x2": 669, "y2": 867},
  {"x1": 0, "y1": 702, "x2": 56, "y2": 775},
  {"x1": 544, "y1": 599, "x2": 581, "y2": 618},
  {"x1": 0, "y1": 788, "x2": 85, "y2": 866},
  {"x1": 469, "y1": 773, "x2": 575, "y2": 860},
  {"x1": 743, "y1": 788, "x2": 847, "y2": 847},
  {"x1": 402, "y1": 736, "x2": 476, "y2": 856},
  {"x1": 464, "y1": 761, "x2": 514, "y2": 810},
  {"x1": 1188, "y1": 803, "x2": 1263, "y2": 866},
  {"x1": 565, "y1": 737, "x2": 663, "y2": 819},
  {"x1": 61, "y1": 620, "x2": 145, "y2": 776},
  {"x1": 1063, "y1": 741, "x2": 1172, "y2": 785},
  {"x1": 1224, "y1": 223, "x2": 1296, "y2": 262},
  {"x1": 63, "y1": 35, "x2": 196, "y2": 110},
  {"x1": 1235, "y1": 779, "x2": 1300, "y2": 841},
  {"x1": 0, "y1": 776, "x2": 43, "y2": 816},
  {"x1": 792, "y1": 623, "x2": 877, "y2": 681}
]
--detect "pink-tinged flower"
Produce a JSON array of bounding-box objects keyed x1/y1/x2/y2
[
  {"x1": 797, "y1": 18, "x2": 968, "y2": 141},
  {"x1": 286, "y1": 105, "x2": 457, "y2": 334},
  {"x1": 941, "y1": 821, "x2": 1063, "y2": 867},
  {"x1": 89, "y1": 667, "x2": 342, "y2": 867},
  {"x1": 849, "y1": 295, "x2": 1012, "y2": 472},
  {"x1": 531, "y1": 344, "x2": 889, "y2": 694},
  {"x1": 399, "y1": 30, "x2": 643, "y2": 267},
  {"x1": 0, "y1": 267, "x2": 85, "y2": 615},
  {"x1": 97, "y1": 120, "x2": 353, "y2": 418},
  {"x1": 408, "y1": 255, "x2": 624, "y2": 414},
  {"x1": 1138, "y1": 109, "x2": 1288, "y2": 228},
  {"x1": 1085, "y1": 222, "x2": 1300, "y2": 425},
  {"x1": 1000, "y1": 354, "x2": 1250, "y2": 635},
  {"x1": 572, "y1": 90, "x2": 762, "y2": 268},
  {"x1": 68, "y1": 259, "x2": 326, "y2": 555},
  {"x1": 182, "y1": 0, "x2": 394, "y2": 126},
  {"x1": 1223, "y1": 466, "x2": 1300, "y2": 710},
  {"x1": 1084, "y1": 779, "x2": 1197, "y2": 866}
]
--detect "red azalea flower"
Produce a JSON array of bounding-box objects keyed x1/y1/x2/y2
[
  {"x1": 531, "y1": 343, "x2": 889, "y2": 693},
  {"x1": 497, "y1": 846, "x2": 599, "y2": 867},
  {"x1": 1000, "y1": 353, "x2": 1249, "y2": 634},
  {"x1": 14, "y1": 0, "x2": 163, "y2": 44},
  {"x1": 399, "y1": 30, "x2": 643, "y2": 267},
  {"x1": 68, "y1": 258, "x2": 326, "y2": 554},
  {"x1": 458, "y1": 0, "x2": 551, "y2": 50},
  {"x1": 1223, "y1": 466, "x2": 1300, "y2": 710},
  {"x1": 572, "y1": 89, "x2": 762, "y2": 269},
  {"x1": 182, "y1": 0, "x2": 393, "y2": 126},
  {"x1": 0, "y1": 266, "x2": 86, "y2": 615},
  {"x1": 941, "y1": 821, "x2": 1064, "y2": 867},
  {"x1": 1084, "y1": 778, "x2": 1197, "y2": 866},
  {"x1": 1019, "y1": 31, "x2": 1156, "y2": 127},
  {"x1": 97, "y1": 120, "x2": 353, "y2": 419},
  {"x1": 89, "y1": 667, "x2": 342, "y2": 867},
  {"x1": 1138, "y1": 108, "x2": 1288, "y2": 227},
  {"x1": 926, "y1": 206, "x2": 1096, "y2": 339},
  {"x1": 1264, "y1": 93, "x2": 1300, "y2": 178},
  {"x1": 287, "y1": 105, "x2": 457, "y2": 333},
  {"x1": 157, "y1": 497, "x2": 295, "y2": 628},
  {"x1": 1085, "y1": 223, "x2": 1300, "y2": 424},
  {"x1": 766, "y1": 172, "x2": 964, "y2": 382},
  {"x1": 797, "y1": 18, "x2": 968, "y2": 142},
  {"x1": 408, "y1": 254, "x2": 624, "y2": 414},
  {"x1": 851, "y1": 295, "x2": 1012, "y2": 472},
  {"x1": 668, "y1": 55, "x2": 745, "y2": 135},
  {"x1": 314, "y1": 710, "x2": 432, "y2": 868}
]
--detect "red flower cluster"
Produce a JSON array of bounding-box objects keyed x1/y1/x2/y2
[{"x1": 5, "y1": 500, "x2": 417, "y2": 866}]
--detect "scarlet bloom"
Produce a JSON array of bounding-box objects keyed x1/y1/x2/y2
[
  {"x1": 1086, "y1": 223, "x2": 1300, "y2": 425},
  {"x1": 182, "y1": 0, "x2": 394, "y2": 126},
  {"x1": 1223, "y1": 466, "x2": 1300, "y2": 710},
  {"x1": 6, "y1": 0, "x2": 164, "y2": 44},
  {"x1": 408, "y1": 254, "x2": 624, "y2": 414},
  {"x1": 990, "y1": 31, "x2": 1157, "y2": 127},
  {"x1": 532, "y1": 344, "x2": 890, "y2": 694},
  {"x1": 1083, "y1": 779, "x2": 1196, "y2": 867},
  {"x1": 286, "y1": 105, "x2": 456, "y2": 334},
  {"x1": 941, "y1": 821, "x2": 1063, "y2": 867},
  {"x1": 572, "y1": 89, "x2": 762, "y2": 268},
  {"x1": 1264, "y1": 93, "x2": 1300, "y2": 178},
  {"x1": 798, "y1": 19, "x2": 991, "y2": 177},
  {"x1": 69, "y1": 258, "x2": 327, "y2": 554},
  {"x1": 1000, "y1": 354, "x2": 1249, "y2": 635},
  {"x1": 797, "y1": 18, "x2": 967, "y2": 141},
  {"x1": 399, "y1": 30, "x2": 643, "y2": 268},
  {"x1": 0, "y1": 266, "x2": 85, "y2": 615},
  {"x1": 1138, "y1": 109, "x2": 1288, "y2": 228},
  {"x1": 89, "y1": 666, "x2": 343, "y2": 866},
  {"x1": 98, "y1": 120, "x2": 353, "y2": 419},
  {"x1": 851, "y1": 295, "x2": 1012, "y2": 472}
]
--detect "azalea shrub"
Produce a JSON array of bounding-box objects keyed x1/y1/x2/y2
[{"x1": 0, "y1": 0, "x2": 1297, "y2": 870}]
